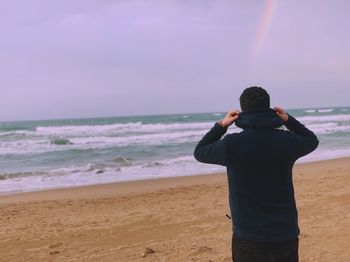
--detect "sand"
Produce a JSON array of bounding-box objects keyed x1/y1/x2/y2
[{"x1": 1, "y1": 158, "x2": 350, "y2": 261}]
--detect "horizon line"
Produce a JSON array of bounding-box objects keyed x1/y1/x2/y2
[{"x1": 1, "y1": 105, "x2": 349, "y2": 123}]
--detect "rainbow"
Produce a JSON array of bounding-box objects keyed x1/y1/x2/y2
[{"x1": 251, "y1": 0, "x2": 279, "y2": 63}]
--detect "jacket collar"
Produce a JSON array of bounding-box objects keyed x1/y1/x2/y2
[{"x1": 235, "y1": 108, "x2": 284, "y2": 129}]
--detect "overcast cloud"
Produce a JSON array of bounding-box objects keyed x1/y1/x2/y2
[{"x1": 0, "y1": 0, "x2": 349, "y2": 121}]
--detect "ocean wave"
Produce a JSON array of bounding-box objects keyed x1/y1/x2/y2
[
  {"x1": 302, "y1": 108, "x2": 334, "y2": 113},
  {"x1": 0, "y1": 154, "x2": 225, "y2": 195},
  {"x1": 297, "y1": 114, "x2": 350, "y2": 123},
  {"x1": 304, "y1": 109, "x2": 316, "y2": 113},
  {"x1": 3, "y1": 145, "x2": 350, "y2": 195},
  {"x1": 0, "y1": 155, "x2": 196, "y2": 181},
  {"x1": 50, "y1": 163, "x2": 119, "y2": 175},
  {"x1": 1, "y1": 155, "x2": 194, "y2": 182},
  {"x1": 0, "y1": 171, "x2": 46, "y2": 181},
  {"x1": 35, "y1": 121, "x2": 215, "y2": 136},
  {"x1": 2, "y1": 118, "x2": 350, "y2": 156},
  {"x1": 69, "y1": 130, "x2": 206, "y2": 146},
  {"x1": 0, "y1": 139, "x2": 55, "y2": 155},
  {"x1": 0, "y1": 130, "x2": 32, "y2": 138},
  {"x1": 307, "y1": 122, "x2": 350, "y2": 135},
  {"x1": 49, "y1": 138, "x2": 73, "y2": 145},
  {"x1": 0, "y1": 125, "x2": 34, "y2": 133},
  {"x1": 1, "y1": 115, "x2": 350, "y2": 157},
  {"x1": 2, "y1": 110, "x2": 350, "y2": 195},
  {"x1": 0, "y1": 130, "x2": 206, "y2": 156},
  {"x1": 36, "y1": 122, "x2": 143, "y2": 135},
  {"x1": 26, "y1": 114, "x2": 350, "y2": 139},
  {"x1": 2, "y1": 155, "x2": 196, "y2": 181},
  {"x1": 318, "y1": 108, "x2": 334, "y2": 113},
  {"x1": 113, "y1": 157, "x2": 132, "y2": 164}
]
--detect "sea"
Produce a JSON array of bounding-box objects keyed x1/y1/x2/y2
[{"x1": 1, "y1": 107, "x2": 350, "y2": 195}]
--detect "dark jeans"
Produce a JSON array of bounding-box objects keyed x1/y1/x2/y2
[{"x1": 232, "y1": 235, "x2": 299, "y2": 262}]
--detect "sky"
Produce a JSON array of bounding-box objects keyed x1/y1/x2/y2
[{"x1": 0, "y1": 0, "x2": 349, "y2": 121}]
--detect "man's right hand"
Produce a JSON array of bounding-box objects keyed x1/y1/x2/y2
[
  {"x1": 274, "y1": 107, "x2": 289, "y2": 122},
  {"x1": 219, "y1": 110, "x2": 240, "y2": 128}
]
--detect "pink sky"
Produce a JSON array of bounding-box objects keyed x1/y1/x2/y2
[{"x1": 0, "y1": 1, "x2": 349, "y2": 121}]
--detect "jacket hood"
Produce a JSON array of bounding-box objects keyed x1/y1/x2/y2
[{"x1": 235, "y1": 108, "x2": 284, "y2": 129}]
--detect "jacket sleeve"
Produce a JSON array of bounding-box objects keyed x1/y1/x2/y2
[
  {"x1": 194, "y1": 123, "x2": 229, "y2": 166},
  {"x1": 284, "y1": 115, "x2": 319, "y2": 158}
]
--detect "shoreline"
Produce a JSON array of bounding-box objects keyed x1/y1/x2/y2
[
  {"x1": 0, "y1": 157, "x2": 349, "y2": 261},
  {"x1": 0, "y1": 171, "x2": 227, "y2": 203},
  {"x1": 1, "y1": 156, "x2": 349, "y2": 203}
]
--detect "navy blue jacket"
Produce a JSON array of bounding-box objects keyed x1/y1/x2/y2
[{"x1": 194, "y1": 109, "x2": 319, "y2": 242}]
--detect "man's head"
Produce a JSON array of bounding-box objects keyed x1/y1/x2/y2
[{"x1": 239, "y1": 86, "x2": 270, "y2": 112}]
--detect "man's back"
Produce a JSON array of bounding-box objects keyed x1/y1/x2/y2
[
  {"x1": 194, "y1": 87, "x2": 319, "y2": 261},
  {"x1": 194, "y1": 109, "x2": 319, "y2": 242}
]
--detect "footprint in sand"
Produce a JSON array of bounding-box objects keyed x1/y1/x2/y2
[
  {"x1": 189, "y1": 246, "x2": 215, "y2": 256},
  {"x1": 49, "y1": 243, "x2": 63, "y2": 249},
  {"x1": 48, "y1": 243, "x2": 64, "y2": 255},
  {"x1": 49, "y1": 251, "x2": 61, "y2": 255}
]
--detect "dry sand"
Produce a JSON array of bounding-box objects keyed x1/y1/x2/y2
[{"x1": 1, "y1": 158, "x2": 350, "y2": 261}]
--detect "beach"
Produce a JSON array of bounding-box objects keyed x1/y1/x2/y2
[
  {"x1": 1, "y1": 157, "x2": 349, "y2": 261},
  {"x1": 1, "y1": 0, "x2": 350, "y2": 260}
]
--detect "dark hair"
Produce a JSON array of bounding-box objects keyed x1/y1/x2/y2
[{"x1": 239, "y1": 86, "x2": 270, "y2": 111}]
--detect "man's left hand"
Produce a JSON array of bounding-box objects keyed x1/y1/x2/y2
[{"x1": 219, "y1": 110, "x2": 240, "y2": 128}]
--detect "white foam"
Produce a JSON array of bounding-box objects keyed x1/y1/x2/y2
[
  {"x1": 297, "y1": 114, "x2": 350, "y2": 123},
  {"x1": 0, "y1": 139, "x2": 59, "y2": 155},
  {"x1": 0, "y1": 129, "x2": 209, "y2": 155},
  {"x1": 70, "y1": 130, "x2": 207, "y2": 147},
  {"x1": 35, "y1": 121, "x2": 215, "y2": 137},
  {"x1": 304, "y1": 109, "x2": 316, "y2": 113},
  {"x1": 3, "y1": 146, "x2": 350, "y2": 195},
  {"x1": 299, "y1": 148, "x2": 350, "y2": 163},
  {"x1": 0, "y1": 155, "x2": 225, "y2": 195},
  {"x1": 318, "y1": 108, "x2": 334, "y2": 113},
  {"x1": 36, "y1": 122, "x2": 144, "y2": 136},
  {"x1": 306, "y1": 122, "x2": 350, "y2": 134},
  {"x1": 0, "y1": 130, "x2": 32, "y2": 137}
]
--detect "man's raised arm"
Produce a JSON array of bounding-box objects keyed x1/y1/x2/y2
[
  {"x1": 274, "y1": 107, "x2": 319, "y2": 158},
  {"x1": 194, "y1": 110, "x2": 239, "y2": 166}
]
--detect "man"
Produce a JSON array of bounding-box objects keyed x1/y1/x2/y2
[{"x1": 194, "y1": 87, "x2": 319, "y2": 262}]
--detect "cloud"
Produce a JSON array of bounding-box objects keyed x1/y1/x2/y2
[{"x1": 0, "y1": 1, "x2": 349, "y2": 121}]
